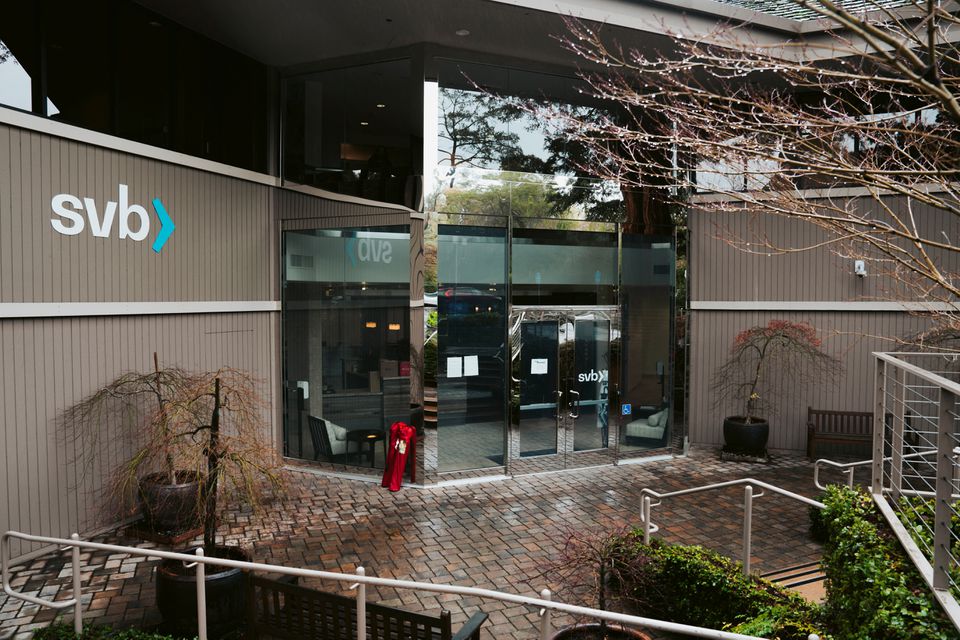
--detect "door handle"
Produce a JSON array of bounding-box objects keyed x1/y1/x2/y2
[
  {"x1": 568, "y1": 389, "x2": 581, "y2": 419},
  {"x1": 553, "y1": 390, "x2": 563, "y2": 419}
]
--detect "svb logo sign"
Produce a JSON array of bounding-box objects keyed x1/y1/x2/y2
[
  {"x1": 50, "y1": 184, "x2": 175, "y2": 253},
  {"x1": 345, "y1": 237, "x2": 393, "y2": 267},
  {"x1": 578, "y1": 369, "x2": 609, "y2": 383}
]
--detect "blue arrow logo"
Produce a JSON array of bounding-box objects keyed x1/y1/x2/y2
[{"x1": 151, "y1": 198, "x2": 175, "y2": 253}]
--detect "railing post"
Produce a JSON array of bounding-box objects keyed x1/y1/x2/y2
[
  {"x1": 933, "y1": 388, "x2": 956, "y2": 590},
  {"x1": 872, "y1": 357, "x2": 887, "y2": 494},
  {"x1": 844, "y1": 468, "x2": 854, "y2": 488},
  {"x1": 742, "y1": 485, "x2": 753, "y2": 576},
  {"x1": 70, "y1": 534, "x2": 82, "y2": 636},
  {"x1": 890, "y1": 365, "x2": 905, "y2": 501},
  {"x1": 356, "y1": 566, "x2": 367, "y2": 640},
  {"x1": 641, "y1": 496, "x2": 652, "y2": 545},
  {"x1": 539, "y1": 588, "x2": 552, "y2": 640},
  {"x1": 194, "y1": 548, "x2": 207, "y2": 640}
]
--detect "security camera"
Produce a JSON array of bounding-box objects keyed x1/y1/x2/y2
[{"x1": 854, "y1": 260, "x2": 867, "y2": 277}]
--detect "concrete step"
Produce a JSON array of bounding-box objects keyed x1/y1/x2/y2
[{"x1": 761, "y1": 561, "x2": 825, "y2": 603}]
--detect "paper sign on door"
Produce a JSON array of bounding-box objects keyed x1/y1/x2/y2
[
  {"x1": 464, "y1": 355, "x2": 479, "y2": 377},
  {"x1": 531, "y1": 358, "x2": 549, "y2": 375},
  {"x1": 447, "y1": 357, "x2": 463, "y2": 378}
]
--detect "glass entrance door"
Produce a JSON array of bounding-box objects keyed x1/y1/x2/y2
[{"x1": 510, "y1": 307, "x2": 619, "y2": 471}]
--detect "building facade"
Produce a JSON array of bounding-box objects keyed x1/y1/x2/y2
[{"x1": 0, "y1": 0, "x2": 943, "y2": 560}]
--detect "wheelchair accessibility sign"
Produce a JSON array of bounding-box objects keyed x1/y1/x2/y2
[{"x1": 621, "y1": 403, "x2": 632, "y2": 416}]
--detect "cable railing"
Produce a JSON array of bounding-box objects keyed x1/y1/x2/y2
[
  {"x1": 0, "y1": 530, "x2": 823, "y2": 640},
  {"x1": 872, "y1": 352, "x2": 960, "y2": 630},
  {"x1": 637, "y1": 478, "x2": 824, "y2": 577}
]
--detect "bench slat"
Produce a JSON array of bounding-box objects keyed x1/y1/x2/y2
[
  {"x1": 807, "y1": 406, "x2": 873, "y2": 458},
  {"x1": 248, "y1": 575, "x2": 480, "y2": 640}
]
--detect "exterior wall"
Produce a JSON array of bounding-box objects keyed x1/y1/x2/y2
[
  {"x1": 687, "y1": 198, "x2": 946, "y2": 452},
  {"x1": 688, "y1": 310, "x2": 929, "y2": 451},
  {"x1": 0, "y1": 313, "x2": 277, "y2": 560},
  {"x1": 0, "y1": 118, "x2": 281, "y2": 561}
]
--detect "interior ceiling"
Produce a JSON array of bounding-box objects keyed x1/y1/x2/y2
[{"x1": 133, "y1": 0, "x2": 676, "y2": 70}]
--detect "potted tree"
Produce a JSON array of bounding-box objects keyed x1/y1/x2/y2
[
  {"x1": 61, "y1": 355, "x2": 284, "y2": 637},
  {"x1": 541, "y1": 527, "x2": 651, "y2": 640},
  {"x1": 712, "y1": 320, "x2": 840, "y2": 456}
]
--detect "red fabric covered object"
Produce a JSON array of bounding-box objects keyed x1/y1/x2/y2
[{"x1": 381, "y1": 421, "x2": 416, "y2": 491}]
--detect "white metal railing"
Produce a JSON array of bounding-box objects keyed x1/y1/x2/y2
[
  {"x1": 0, "y1": 530, "x2": 823, "y2": 640},
  {"x1": 812, "y1": 449, "x2": 960, "y2": 494},
  {"x1": 638, "y1": 478, "x2": 824, "y2": 577},
  {"x1": 873, "y1": 352, "x2": 960, "y2": 631}
]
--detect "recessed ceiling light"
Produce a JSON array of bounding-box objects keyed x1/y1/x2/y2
[
  {"x1": 455, "y1": 29, "x2": 471, "y2": 37},
  {"x1": 376, "y1": 103, "x2": 386, "y2": 108},
  {"x1": 360, "y1": 121, "x2": 369, "y2": 126}
]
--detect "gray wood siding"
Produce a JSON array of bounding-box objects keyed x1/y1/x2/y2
[
  {"x1": 0, "y1": 312, "x2": 277, "y2": 560},
  {"x1": 689, "y1": 196, "x2": 960, "y2": 302},
  {"x1": 0, "y1": 123, "x2": 275, "y2": 304},
  {"x1": 687, "y1": 311, "x2": 932, "y2": 451}
]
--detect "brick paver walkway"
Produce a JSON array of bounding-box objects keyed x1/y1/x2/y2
[{"x1": 0, "y1": 449, "x2": 837, "y2": 639}]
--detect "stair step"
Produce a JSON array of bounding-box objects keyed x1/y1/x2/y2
[
  {"x1": 761, "y1": 561, "x2": 826, "y2": 604},
  {"x1": 780, "y1": 574, "x2": 826, "y2": 588},
  {"x1": 761, "y1": 561, "x2": 825, "y2": 588}
]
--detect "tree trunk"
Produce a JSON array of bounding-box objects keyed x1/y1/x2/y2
[{"x1": 203, "y1": 377, "x2": 221, "y2": 554}]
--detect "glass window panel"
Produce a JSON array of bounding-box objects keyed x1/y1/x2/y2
[
  {"x1": 572, "y1": 319, "x2": 611, "y2": 451},
  {"x1": 0, "y1": 40, "x2": 37, "y2": 112},
  {"x1": 45, "y1": 0, "x2": 113, "y2": 132},
  {"x1": 282, "y1": 227, "x2": 410, "y2": 469},
  {"x1": 620, "y1": 235, "x2": 675, "y2": 452},
  {"x1": 511, "y1": 228, "x2": 617, "y2": 305},
  {"x1": 430, "y1": 60, "x2": 624, "y2": 223},
  {"x1": 518, "y1": 320, "x2": 559, "y2": 457},
  {"x1": 0, "y1": 4, "x2": 38, "y2": 113},
  {"x1": 436, "y1": 225, "x2": 507, "y2": 471},
  {"x1": 284, "y1": 60, "x2": 417, "y2": 207}
]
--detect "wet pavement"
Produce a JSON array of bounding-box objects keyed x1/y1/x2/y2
[{"x1": 0, "y1": 448, "x2": 836, "y2": 640}]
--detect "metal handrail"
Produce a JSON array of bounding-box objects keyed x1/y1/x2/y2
[
  {"x1": 813, "y1": 450, "x2": 960, "y2": 496},
  {"x1": 0, "y1": 530, "x2": 821, "y2": 640},
  {"x1": 638, "y1": 478, "x2": 824, "y2": 577}
]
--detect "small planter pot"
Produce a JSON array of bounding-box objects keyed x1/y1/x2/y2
[
  {"x1": 138, "y1": 471, "x2": 203, "y2": 534},
  {"x1": 156, "y1": 545, "x2": 249, "y2": 639},
  {"x1": 549, "y1": 622, "x2": 652, "y2": 639},
  {"x1": 722, "y1": 416, "x2": 770, "y2": 454}
]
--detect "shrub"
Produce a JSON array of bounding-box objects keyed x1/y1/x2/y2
[
  {"x1": 819, "y1": 485, "x2": 955, "y2": 639},
  {"x1": 808, "y1": 496, "x2": 829, "y2": 543},
  {"x1": 32, "y1": 622, "x2": 185, "y2": 640},
  {"x1": 609, "y1": 534, "x2": 826, "y2": 639}
]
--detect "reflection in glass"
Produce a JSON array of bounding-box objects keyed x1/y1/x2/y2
[
  {"x1": 284, "y1": 60, "x2": 417, "y2": 207},
  {"x1": 512, "y1": 228, "x2": 617, "y2": 306},
  {"x1": 620, "y1": 236, "x2": 675, "y2": 452},
  {"x1": 572, "y1": 319, "x2": 611, "y2": 451},
  {"x1": 518, "y1": 320, "x2": 560, "y2": 457},
  {"x1": 430, "y1": 60, "x2": 625, "y2": 223},
  {"x1": 282, "y1": 227, "x2": 410, "y2": 469},
  {"x1": 436, "y1": 226, "x2": 507, "y2": 471}
]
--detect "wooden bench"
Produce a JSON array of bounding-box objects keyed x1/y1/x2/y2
[
  {"x1": 247, "y1": 574, "x2": 488, "y2": 640},
  {"x1": 806, "y1": 407, "x2": 873, "y2": 459}
]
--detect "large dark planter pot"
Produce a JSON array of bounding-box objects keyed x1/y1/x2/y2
[
  {"x1": 157, "y1": 545, "x2": 249, "y2": 639},
  {"x1": 549, "y1": 623, "x2": 652, "y2": 639},
  {"x1": 138, "y1": 471, "x2": 202, "y2": 534},
  {"x1": 722, "y1": 416, "x2": 770, "y2": 454}
]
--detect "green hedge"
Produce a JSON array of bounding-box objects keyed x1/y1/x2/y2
[
  {"x1": 32, "y1": 623, "x2": 186, "y2": 640},
  {"x1": 819, "y1": 486, "x2": 955, "y2": 639},
  {"x1": 610, "y1": 534, "x2": 827, "y2": 639}
]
